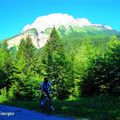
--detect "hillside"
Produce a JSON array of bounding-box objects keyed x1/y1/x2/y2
[{"x1": 5, "y1": 14, "x2": 120, "y2": 49}]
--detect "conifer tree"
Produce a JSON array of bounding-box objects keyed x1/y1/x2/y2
[
  {"x1": 9, "y1": 37, "x2": 40, "y2": 100},
  {"x1": 0, "y1": 41, "x2": 12, "y2": 90},
  {"x1": 42, "y1": 28, "x2": 71, "y2": 99}
]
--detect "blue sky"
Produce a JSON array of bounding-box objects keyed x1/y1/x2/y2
[{"x1": 0, "y1": 0, "x2": 120, "y2": 40}]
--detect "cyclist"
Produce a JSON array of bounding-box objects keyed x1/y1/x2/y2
[{"x1": 40, "y1": 77, "x2": 54, "y2": 111}]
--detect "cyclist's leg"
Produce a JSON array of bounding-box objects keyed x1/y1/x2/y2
[
  {"x1": 46, "y1": 91, "x2": 52, "y2": 105},
  {"x1": 40, "y1": 93, "x2": 44, "y2": 106},
  {"x1": 45, "y1": 90, "x2": 55, "y2": 111},
  {"x1": 41, "y1": 93, "x2": 44, "y2": 100}
]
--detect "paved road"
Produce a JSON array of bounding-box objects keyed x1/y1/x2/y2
[{"x1": 0, "y1": 105, "x2": 75, "y2": 120}]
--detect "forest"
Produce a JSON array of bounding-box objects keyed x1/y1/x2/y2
[{"x1": 0, "y1": 27, "x2": 120, "y2": 102}]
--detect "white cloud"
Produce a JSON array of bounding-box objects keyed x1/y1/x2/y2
[
  {"x1": 104, "y1": 26, "x2": 112, "y2": 30},
  {"x1": 22, "y1": 13, "x2": 112, "y2": 32}
]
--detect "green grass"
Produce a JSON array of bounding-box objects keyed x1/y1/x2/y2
[{"x1": 2, "y1": 96, "x2": 120, "y2": 120}]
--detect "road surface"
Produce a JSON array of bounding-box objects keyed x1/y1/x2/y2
[{"x1": 0, "y1": 104, "x2": 75, "y2": 120}]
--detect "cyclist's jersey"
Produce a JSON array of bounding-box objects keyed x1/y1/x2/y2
[{"x1": 40, "y1": 82, "x2": 51, "y2": 92}]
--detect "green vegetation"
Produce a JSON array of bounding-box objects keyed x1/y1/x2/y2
[
  {"x1": 81, "y1": 36, "x2": 120, "y2": 96},
  {"x1": 3, "y1": 96, "x2": 120, "y2": 120},
  {"x1": 41, "y1": 28, "x2": 73, "y2": 99},
  {"x1": 0, "y1": 27, "x2": 120, "y2": 119}
]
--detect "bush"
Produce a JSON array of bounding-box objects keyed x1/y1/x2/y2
[{"x1": 0, "y1": 87, "x2": 8, "y2": 103}]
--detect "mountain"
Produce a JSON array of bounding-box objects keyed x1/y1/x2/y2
[{"x1": 6, "y1": 13, "x2": 120, "y2": 49}]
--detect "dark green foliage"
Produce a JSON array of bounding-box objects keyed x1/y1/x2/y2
[
  {"x1": 8, "y1": 37, "x2": 40, "y2": 100},
  {"x1": 0, "y1": 41, "x2": 12, "y2": 90},
  {"x1": 81, "y1": 36, "x2": 120, "y2": 96},
  {"x1": 106, "y1": 36, "x2": 120, "y2": 95},
  {"x1": 42, "y1": 28, "x2": 73, "y2": 99}
]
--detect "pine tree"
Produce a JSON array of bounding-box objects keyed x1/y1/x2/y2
[
  {"x1": 0, "y1": 41, "x2": 12, "y2": 90},
  {"x1": 9, "y1": 37, "x2": 40, "y2": 100},
  {"x1": 42, "y1": 28, "x2": 71, "y2": 99}
]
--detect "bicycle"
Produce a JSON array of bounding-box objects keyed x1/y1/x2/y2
[{"x1": 39, "y1": 92, "x2": 55, "y2": 112}]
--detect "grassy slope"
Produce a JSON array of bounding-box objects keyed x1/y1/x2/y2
[{"x1": 2, "y1": 96, "x2": 120, "y2": 120}]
